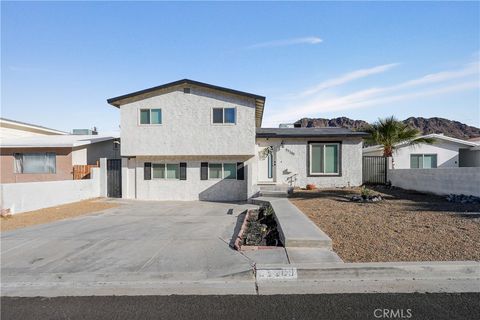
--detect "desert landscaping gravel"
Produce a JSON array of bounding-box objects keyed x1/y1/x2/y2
[
  {"x1": 1, "y1": 199, "x2": 119, "y2": 232},
  {"x1": 290, "y1": 187, "x2": 480, "y2": 262}
]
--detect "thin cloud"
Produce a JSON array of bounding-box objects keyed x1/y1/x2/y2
[
  {"x1": 300, "y1": 63, "x2": 399, "y2": 97},
  {"x1": 269, "y1": 60, "x2": 480, "y2": 123},
  {"x1": 247, "y1": 37, "x2": 322, "y2": 49}
]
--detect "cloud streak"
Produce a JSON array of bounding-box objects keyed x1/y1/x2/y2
[
  {"x1": 300, "y1": 63, "x2": 400, "y2": 97},
  {"x1": 247, "y1": 37, "x2": 322, "y2": 49},
  {"x1": 267, "y1": 60, "x2": 480, "y2": 125}
]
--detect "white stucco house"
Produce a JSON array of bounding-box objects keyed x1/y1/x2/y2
[
  {"x1": 362, "y1": 133, "x2": 480, "y2": 169},
  {"x1": 107, "y1": 79, "x2": 368, "y2": 201}
]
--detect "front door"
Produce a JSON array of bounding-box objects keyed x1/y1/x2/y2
[{"x1": 258, "y1": 146, "x2": 275, "y2": 182}]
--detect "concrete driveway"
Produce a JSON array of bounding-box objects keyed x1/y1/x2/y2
[{"x1": 1, "y1": 200, "x2": 287, "y2": 296}]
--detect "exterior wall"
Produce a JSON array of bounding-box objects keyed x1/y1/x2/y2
[
  {"x1": 0, "y1": 168, "x2": 101, "y2": 214},
  {"x1": 459, "y1": 149, "x2": 480, "y2": 167},
  {"x1": 126, "y1": 156, "x2": 252, "y2": 201},
  {"x1": 0, "y1": 147, "x2": 73, "y2": 183},
  {"x1": 72, "y1": 140, "x2": 119, "y2": 165},
  {"x1": 388, "y1": 167, "x2": 480, "y2": 197},
  {"x1": 120, "y1": 85, "x2": 256, "y2": 156},
  {"x1": 256, "y1": 137, "x2": 363, "y2": 188},
  {"x1": 364, "y1": 141, "x2": 465, "y2": 169}
]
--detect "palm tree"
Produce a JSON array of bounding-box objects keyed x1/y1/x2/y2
[{"x1": 364, "y1": 116, "x2": 435, "y2": 157}]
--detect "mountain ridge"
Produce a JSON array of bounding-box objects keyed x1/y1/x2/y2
[{"x1": 294, "y1": 117, "x2": 480, "y2": 140}]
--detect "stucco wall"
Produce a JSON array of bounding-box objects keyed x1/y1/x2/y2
[
  {"x1": 127, "y1": 156, "x2": 252, "y2": 201},
  {"x1": 256, "y1": 137, "x2": 363, "y2": 188},
  {"x1": 459, "y1": 149, "x2": 480, "y2": 167},
  {"x1": 120, "y1": 84, "x2": 256, "y2": 156},
  {"x1": 364, "y1": 141, "x2": 465, "y2": 168},
  {"x1": 388, "y1": 167, "x2": 480, "y2": 197},
  {"x1": 0, "y1": 168, "x2": 101, "y2": 214},
  {"x1": 0, "y1": 147, "x2": 73, "y2": 183},
  {"x1": 72, "y1": 140, "x2": 119, "y2": 165}
]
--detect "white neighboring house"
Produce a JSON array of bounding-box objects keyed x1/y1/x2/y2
[
  {"x1": 0, "y1": 117, "x2": 67, "y2": 138},
  {"x1": 107, "y1": 79, "x2": 368, "y2": 201},
  {"x1": 362, "y1": 133, "x2": 480, "y2": 169}
]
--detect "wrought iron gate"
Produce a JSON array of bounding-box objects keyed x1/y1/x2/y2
[
  {"x1": 362, "y1": 156, "x2": 387, "y2": 184},
  {"x1": 107, "y1": 159, "x2": 122, "y2": 198}
]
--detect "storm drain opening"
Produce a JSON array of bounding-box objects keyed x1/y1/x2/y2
[{"x1": 233, "y1": 204, "x2": 283, "y2": 251}]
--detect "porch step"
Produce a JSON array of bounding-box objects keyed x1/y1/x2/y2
[{"x1": 256, "y1": 184, "x2": 293, "y2": 198}]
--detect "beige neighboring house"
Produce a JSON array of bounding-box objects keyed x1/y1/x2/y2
[{"x1": 0, "y1": 118, "x2": 119, "y2": 183}]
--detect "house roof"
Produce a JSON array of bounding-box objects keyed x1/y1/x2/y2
[
  {"x1": 362, "y1": 133, "x2": 479, "y2": 153},
  {"x1": 107, "y1": 79, "x2": 266, "y2": 127},
  {"x1": 256, "y1": 127, "x2": 369, "y2": 138},
  {"x1": 0, "y1": 117, "x2": 68, "y2": 135},
  {"x1": 0, "y1": 134, "x2": 119, "y2": 148}
]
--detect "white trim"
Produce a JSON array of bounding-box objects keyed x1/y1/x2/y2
[{"x1": 309, "y1": 143, "x2": 340, "y2": 175}]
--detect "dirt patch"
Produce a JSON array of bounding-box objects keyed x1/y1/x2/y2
[
  {"x1": 290, "y1": 187, "x2": 480, "y2": 262},
  {"x1": 1, "y1": 199, "x2": 119, "y2": 232}
]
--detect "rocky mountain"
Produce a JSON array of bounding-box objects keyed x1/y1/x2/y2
[{"x1": 294, "y1": 117, "x2": 480, "y2": 140}]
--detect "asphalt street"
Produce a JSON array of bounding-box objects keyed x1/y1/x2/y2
[{"x1": 2, "y1": 293, "x2": 479, "y2": 320}]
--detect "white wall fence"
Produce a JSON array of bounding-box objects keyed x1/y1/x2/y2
[
  {"x1": 388, "y1": 167, "x2": 480, "y2": 197},
  {"x1": 1, "y1": 167, "x2": 106, "y2": 215}
]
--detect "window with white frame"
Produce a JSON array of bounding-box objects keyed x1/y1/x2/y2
[
  {"x1": 410, "y1": 154, "x2": 437, "y2": 169},
  {"x1": 152, "y1": 163, "x2": 179, "y2": 179},
  {"x1": 139, "y1": 108, "x2": 162, "y2": 125},
  {"x1": 14, "y1": 152, "x2": 56, "y2": 174},
  {"x1": 309, "y1": 143, "x2": 340, "y2": 175},
  {"x1": 208, "y1": 163, "x2": 237, "y2": 179},
  {"x1": 212, "y1": 107, "x2": 236, "y2": 124}
]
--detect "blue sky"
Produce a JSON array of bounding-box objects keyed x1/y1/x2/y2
[{"x1": 2, "y1": 1, "x2": 479, "y2": 133}]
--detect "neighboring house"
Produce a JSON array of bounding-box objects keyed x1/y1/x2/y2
[
  {"x1": 107, "y1": 79, "x2": 368, "y2": 201},
  {"x1": 0, "y1": 117, "x2": 67, "y2": 138},
  {"x1": 362, "y1": 133, "x2": 480, "y2": 168},
  {"x1": 0, "y1": 134, "x2": 119, "y2": 183}
]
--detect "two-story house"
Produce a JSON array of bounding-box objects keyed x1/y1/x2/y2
[{"x1": 107, "y1": 79, "x2": 368, "y2": 201}]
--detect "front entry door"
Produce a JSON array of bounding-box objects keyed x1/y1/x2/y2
[{"x1": 258, "y1": 147, "x2": 275, "y2": 182}]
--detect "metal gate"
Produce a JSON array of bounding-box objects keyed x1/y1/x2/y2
[
  {"x1": 107, "y1": 159, "x2": 122, "y2": 198},
  {"x1": 362, "y1": 156, "x2": 387, "y2": 184}
]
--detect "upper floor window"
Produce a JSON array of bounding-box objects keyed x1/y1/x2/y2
[
  {"x1": 212, "y1": 107, "x2": 236, "y2": 124},
  {"x1": 14, "y1": 152, "x2": 56, "y2": 174},
  {"x1": 410, "y1": 154, "x2": 437, "y2": 169},
  {"x1": 140, "y1": 108, "x2": 162, "y2": 125},
  {"x1": 309, "y1": 143, "x2": 340, "y2": 175}
]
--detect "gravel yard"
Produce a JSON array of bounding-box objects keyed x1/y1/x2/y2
[
  {"x1": 290, "y1": 187, "x2": 480, "y2": 262},
  {"x1": 1, "y1": 199, "x2": 119, "y2": 232}
]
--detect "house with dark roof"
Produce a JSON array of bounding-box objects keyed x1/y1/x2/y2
[{"x1": 107, "y1": 79, "x2": 368, "y2": 201}]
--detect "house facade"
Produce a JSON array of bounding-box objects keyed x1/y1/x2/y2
[
  {"x1": 363, "y1": 133, "x2": 480, "y2": 169},
  {"x1": 108, "y1": 79, "x2": 367, "y2": 201}
]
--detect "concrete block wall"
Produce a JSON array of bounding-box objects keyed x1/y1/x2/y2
[
  {"x1": 0, "y1": 168, "x2": 101, "y2": 214},
  {"x1": 388, "y1": 167, "x2": 480, "y2": 197}
]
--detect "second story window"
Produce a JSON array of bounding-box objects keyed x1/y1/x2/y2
[
  {"x1": 140, "y1": 108, "x2": 162, "y2": 125},
  {"x1": 212, "y1": 107, "x2": 236, "y2": 124}
]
